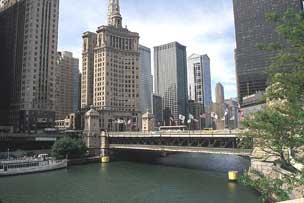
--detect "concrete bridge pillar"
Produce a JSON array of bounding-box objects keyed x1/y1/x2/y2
[{"x1": 100, "y1": 131, "x2": 110, "y2": 163}]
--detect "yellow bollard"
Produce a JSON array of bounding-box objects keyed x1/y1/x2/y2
[
  {"x1": 101, "y1": 156, "x2": 110, "y2": 163},
  {"x1": 228, "y1": 171, "x2": 239, "y2": 181}
]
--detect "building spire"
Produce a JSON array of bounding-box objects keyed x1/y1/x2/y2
[{"x1": 108, "y1": 0, "x2": 122, "y2": 28}]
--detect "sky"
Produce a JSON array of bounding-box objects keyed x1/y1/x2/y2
[{"x1": 58, "y1": 0, "x2": 237, "y2": 100}]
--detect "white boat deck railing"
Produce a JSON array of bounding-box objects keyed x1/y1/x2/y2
[
  {"x1": 0, "y1": 159, "x2": 67, "y2": 170},
  {"x1": 0, "y1": 158, "x2": 68, "y2": 176}
]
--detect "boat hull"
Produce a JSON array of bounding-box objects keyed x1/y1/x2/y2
[{"x1": 0, "y1": 160, "x2": 68, "y2": 177}]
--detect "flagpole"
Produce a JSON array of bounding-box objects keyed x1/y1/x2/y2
[{"x1": 200, "y1": 114, "x2": 204, "y2": 130}]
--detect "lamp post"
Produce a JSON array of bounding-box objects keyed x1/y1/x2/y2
[
  {"x1": 7, "y1": 148, "x2": 10, "y2": 160},
  {"x1": 187, "y1": 119, "x2": 192, "y2": 131},
  {"x1": 224, "y1": 104, "x2": 230, "y2": 129}
]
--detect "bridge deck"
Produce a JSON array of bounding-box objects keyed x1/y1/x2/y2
[{"x1": 110, "y1": 144, "x2": 252, "y2": 156}]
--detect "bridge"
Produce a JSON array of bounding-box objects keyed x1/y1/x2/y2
[
  {"x1": 0, "y1": 129, "x2": 253, "y2": 157},
  {"x1": 101, "y1": 130, "x2": 253, "y2": 158}
]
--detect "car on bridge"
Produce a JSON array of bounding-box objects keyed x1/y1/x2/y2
[{"x1": 203, "y1": 128, "x2": 213, "y2": 131}]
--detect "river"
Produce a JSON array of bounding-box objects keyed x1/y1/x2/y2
[{"x1": 0, "y1": 152, "x2": 259, "y2": 203}]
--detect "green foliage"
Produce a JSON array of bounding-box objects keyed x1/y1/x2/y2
[
  {"x1": 14, "y1": 149, "x2": 27, "y2": 158},
  {"x1": 243, "y1": 104, "x2": 304, "y2": 169},
  {"x1": 238, "y1": 137, "x2": 254, "y2": 149},
  {"x1": 239, "y1": 172, "x2": 290, "y2": 203},
  {"x1": 300, "y1": 171, "x2": 304, "y2": 184},
  {"x1": 25, "y1": 151, "x2": 35, "y2": 157},
  {"x1": 283, "y1": 170, "x2": 304, "y2": 190},
  {"x1": 51, "y1": 136, "x2": 87, "y2": 160}
]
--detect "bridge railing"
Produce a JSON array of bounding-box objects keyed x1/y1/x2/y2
[{"x1": 108, "y1": 129, "x2": 244, "y2": 137}]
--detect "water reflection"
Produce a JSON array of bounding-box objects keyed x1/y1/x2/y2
[
  {"x1": 114, "y1": 151, "x2": 251, "y2": 173},
  {"x1": 228, "y1": 182, "x2": 237, "y2": 192}
]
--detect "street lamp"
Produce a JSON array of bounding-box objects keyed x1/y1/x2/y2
[
  {"x1": 187, "y1": 119, "x2": 192, "y2": 131},
  {"x1": 7, "y1": 148, "x2": 9, "y2": 160}
]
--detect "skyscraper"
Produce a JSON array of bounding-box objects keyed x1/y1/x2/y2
[
  {"x1": 215, "y1": 82, "x2": 225, "y2": 104},
  {"x1": 0, "y1": 0, "x2": 21, "y2": 127},
  {"x1": 72, "y1": 56, "x2": 80, "y2": 113},
  {"x1": 233, "y1": 0, "x2": 303, "y2": 105},
  {"x1": 81, "y1": 32, "x2": 96, "y2": 109},
  {"x1": 78, "y1": 73, "x2": 82, "y2": 111},
  {"x1": 0, "y1": 0, "x2": 59, "y2": 132},
  {"x1": 154, "y1": 42, "x2": 188, "y2": 125},
  {"x1": 139, "y1": 45, "x2": 153, "y2": 113},
  {"x1": 187, "y1": 54, "x2": 212, "y2": 110},
  {"x1": 211, "y1": 83, "x2": 225, "y2": 129},
  {"x1": 152, "y1": 94, "x2": 163, "y2": 127},
  {"x1": 55, "y1": 51, "x2": 79, "y2": 120},
  {"x1": 81, "y1": 0, "x2": 141, "y2": 131}
]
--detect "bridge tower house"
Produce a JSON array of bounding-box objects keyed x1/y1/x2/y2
[
  {"x1": 142, "y1": 112, "x2": 155, "y2": 132},
  {"x1": 83, "y1": 106, "x2": 101, "y2": 156}
]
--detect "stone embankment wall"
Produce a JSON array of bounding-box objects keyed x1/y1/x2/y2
[
  {"x1": 250, "y1": 160, "x2": 304, "y2": 200},
  {"x1": 277, "y1": 198, "x2": 304, "y2": 203}
]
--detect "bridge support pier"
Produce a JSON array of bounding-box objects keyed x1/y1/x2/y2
[{"x1": 100, "y1": 131, "x2": 110, "y2": 163}]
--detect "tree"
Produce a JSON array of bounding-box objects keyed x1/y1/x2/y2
[
  {"x1": 243, "y1": 9, "x2": 304, "y2": 171},
  {"x1": 14, "y1": 149, "x2": 27, "y2": 158},
  {"x1": 51, "y1": 136, "x2": 87, "y2": 160}
]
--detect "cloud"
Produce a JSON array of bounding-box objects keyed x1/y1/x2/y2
[{"x1": 58, "y1": 0, "x2": 237, "y2": 100}]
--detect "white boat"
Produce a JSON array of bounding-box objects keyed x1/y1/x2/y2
[{"x1": 0, "y1": 159, "x2": 68, "y2": 176}]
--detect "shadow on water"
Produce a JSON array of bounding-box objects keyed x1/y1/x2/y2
[{"x1": 112, "y1": 150, "x2": 251, "y2": 174}]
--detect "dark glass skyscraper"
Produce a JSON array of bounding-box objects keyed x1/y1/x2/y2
[
  {"x1": 154, "y1": 42, "x2": 188, "y2": 125},
  {"x1": 139, "y1": 45, "x2": 153, "y2": 114},
  {"x1": 233, "y1": 0, "x2": 303, "y2": 105},
  {"x1": 0, "y1": 0, "x2": 25, "y2": 127}
]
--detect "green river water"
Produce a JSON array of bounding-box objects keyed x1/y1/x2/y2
[{"x1": 0, "y1": 153, "x2": 259, "y2": 203}]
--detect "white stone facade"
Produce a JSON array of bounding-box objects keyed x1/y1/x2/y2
[
  {"x1": 83, "y1": 108, "x2": 101, "y2": 150},
  {"x1": 81, "y1": 0, "x2": 141, "y2": 131}
]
